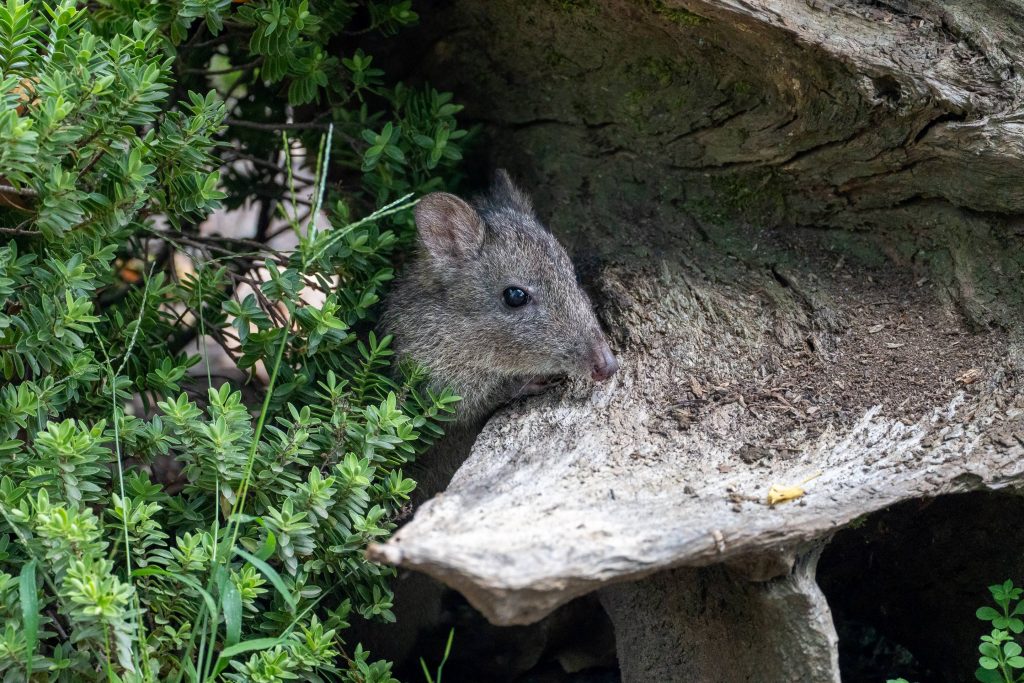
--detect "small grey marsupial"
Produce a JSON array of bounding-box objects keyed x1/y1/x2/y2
[
  {"x1": 362, "y1": 171, "x2": 619, "y2": 671},
  {"x1": 383, "y1": 169, "x2": 619, "y2": 422}
]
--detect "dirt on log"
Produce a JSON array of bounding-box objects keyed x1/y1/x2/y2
[{"x1": 369, "y1": 1, "x2": 1024, "y2": 679}]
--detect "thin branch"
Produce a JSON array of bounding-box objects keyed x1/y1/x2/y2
[
  {"x1": 225, "y1": 271, "x2": 289, "y2": 327},
  {"x1": 224, "y1": 152, "x2": 317, "y2": 184},
  {"x1": 265, "y1": 213, "x2": 313, "y2": 242},
  {"x1": 154, "y1": 232, "x2": 289, "y2": 265},
  {"x1": 205, "y1": 327, "x2": 242, "y2": 364},
  {"x1": 220, "y1": 62, "x2": 262, "y2": 105},
  {"x1": 0, "y1": 184, "x2": 38, "y2": 197},
  {"x1": 198, "y1": 233, "x2": 291, "y2": 258},
  {"x1": 0, "y1": 220, "x2": 35, "y2": 235},
  {"x1": 181, "y1": 21, "x2": 209, "y2": 50},
  {"x1": 190, "y1": 34, "x2": 230, "y2": 50},
  {"x1": 183, "y1": 57, "x2": 264, "y2": 75},
  {"x1": 225, "y1": 118, "x2": 332, "y2": 132},
  {"x1": 79, "y1": 148, "x2": 107, "y2": 177}
]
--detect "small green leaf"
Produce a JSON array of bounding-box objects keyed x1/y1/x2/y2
[
  {"x1": 975, "y1": 667, "x2": 1003, "y2": 683},
  {"x1": 233, "y1": 547, "x2": 297, "y2": 610},
  {"x1": 383, "y1": 145, "x2": 405, "y2": 163},
  {"x1": 979, "y1": 656, "x2": 1000, "y2": 670},
  {"x1": 255, "y1": 529, "x2": 277, "y2": 561},
  {"x1": 978, "y1": 607, "x2": 1001, "y2": 621}
]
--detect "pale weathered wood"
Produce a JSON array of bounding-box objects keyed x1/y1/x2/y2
[{"x1": 369, "y1": 261, "x2": 1023, "y2": 624}]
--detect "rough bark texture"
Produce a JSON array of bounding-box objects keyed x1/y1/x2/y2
[{"x1": 368, "y1": 0, "x2": 1024, "y2": 678}]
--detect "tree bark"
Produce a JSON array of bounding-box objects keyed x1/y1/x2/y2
[{"x1": 369, "y1": 0, "x2": 1024, "y2": 677}]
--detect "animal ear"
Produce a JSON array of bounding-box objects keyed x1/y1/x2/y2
[
  {"x1": 414, "y1": 192, "x2": 485, "y2": 262},
  {"x1": 491, "y1": 169, "x2": 533, "y2": 215}
]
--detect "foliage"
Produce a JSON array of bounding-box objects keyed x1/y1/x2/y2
[
  {"x1": 0, "y1": 0, "x2": 468, "y2": 680},
  {"x1": 888, "y1": 580, "x2": 1024, "y2": 683},
  {"x1": 418, "y1": 628, "x2": 453, "y2": 683},
  {"x1": 975, "y1": 580, "x2": 1024, "y2": 683}
]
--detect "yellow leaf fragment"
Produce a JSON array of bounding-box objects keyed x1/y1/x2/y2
[
  {"x1": 767, "y1": 471, "x2": 822, "y2": 506},
  {"x1": 767, "y1": 484, "x2": 805, "y2": 505}
]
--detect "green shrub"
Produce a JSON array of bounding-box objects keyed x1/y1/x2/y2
[{"x1": 0, "y1": 0, "x2": 467, "y2": 679}]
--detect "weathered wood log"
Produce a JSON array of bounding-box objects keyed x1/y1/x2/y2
[
  {"x1": 369, "y1": 0, "x2": 1024, "y2": 677},
  {"x1": 369, "y1": 258, "x2": 1021, "y2": 613}
]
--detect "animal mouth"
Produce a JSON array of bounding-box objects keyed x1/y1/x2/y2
[{"x1": 519, "y1": 374, "x2": 566, "y2": 396}]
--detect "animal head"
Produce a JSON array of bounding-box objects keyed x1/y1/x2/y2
[{"x1": 410, "y1": 170, "x2": 618, "y2": 384}]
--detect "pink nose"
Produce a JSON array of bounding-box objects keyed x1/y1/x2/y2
[{"x1": 590, "y1": 340, "x2": 619, "y2": 381}]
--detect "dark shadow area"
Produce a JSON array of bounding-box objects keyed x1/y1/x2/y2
[
  {"x1": 820, "y1": 491, "x2": 1024, "y2": 683},
  {"x1": 396, "y1": 590, "x2": 619, "y2": 683}
]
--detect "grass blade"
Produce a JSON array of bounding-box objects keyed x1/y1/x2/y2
[
  {"x1": 217, "y1": 636, "x2": 287, "y2": 661},
  {"x1": 440, "y1": 627, "x2": 454, "y2": 683},
  {"x1": 221, "y1": 579, "x2": 242, "y2": 647},
  {"x1": 19, "y1": 559, "x2": 38, "y2": 676},
  {"x1": 212, "y1": 636, "x2": 289, "y2": 676},
  {"x1": 419, "y1": 627, "x2": 454, "y2": 683}
]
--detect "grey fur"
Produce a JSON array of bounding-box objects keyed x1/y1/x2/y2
[{"x1": 382, "y1": 170, "x2": 615, "y2": 422}]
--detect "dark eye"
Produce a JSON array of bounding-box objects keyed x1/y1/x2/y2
[{"x1": 502, "y1": 286, "x2": 530, "y2": 308}]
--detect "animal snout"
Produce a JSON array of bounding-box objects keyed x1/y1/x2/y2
[{"x1": 589, "y1": 339, "x2": 619, "y2": 381}]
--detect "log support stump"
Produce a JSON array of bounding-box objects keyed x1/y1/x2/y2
[{"x1": 599, "y1": 549, "x2": 838, "y2": 682}]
